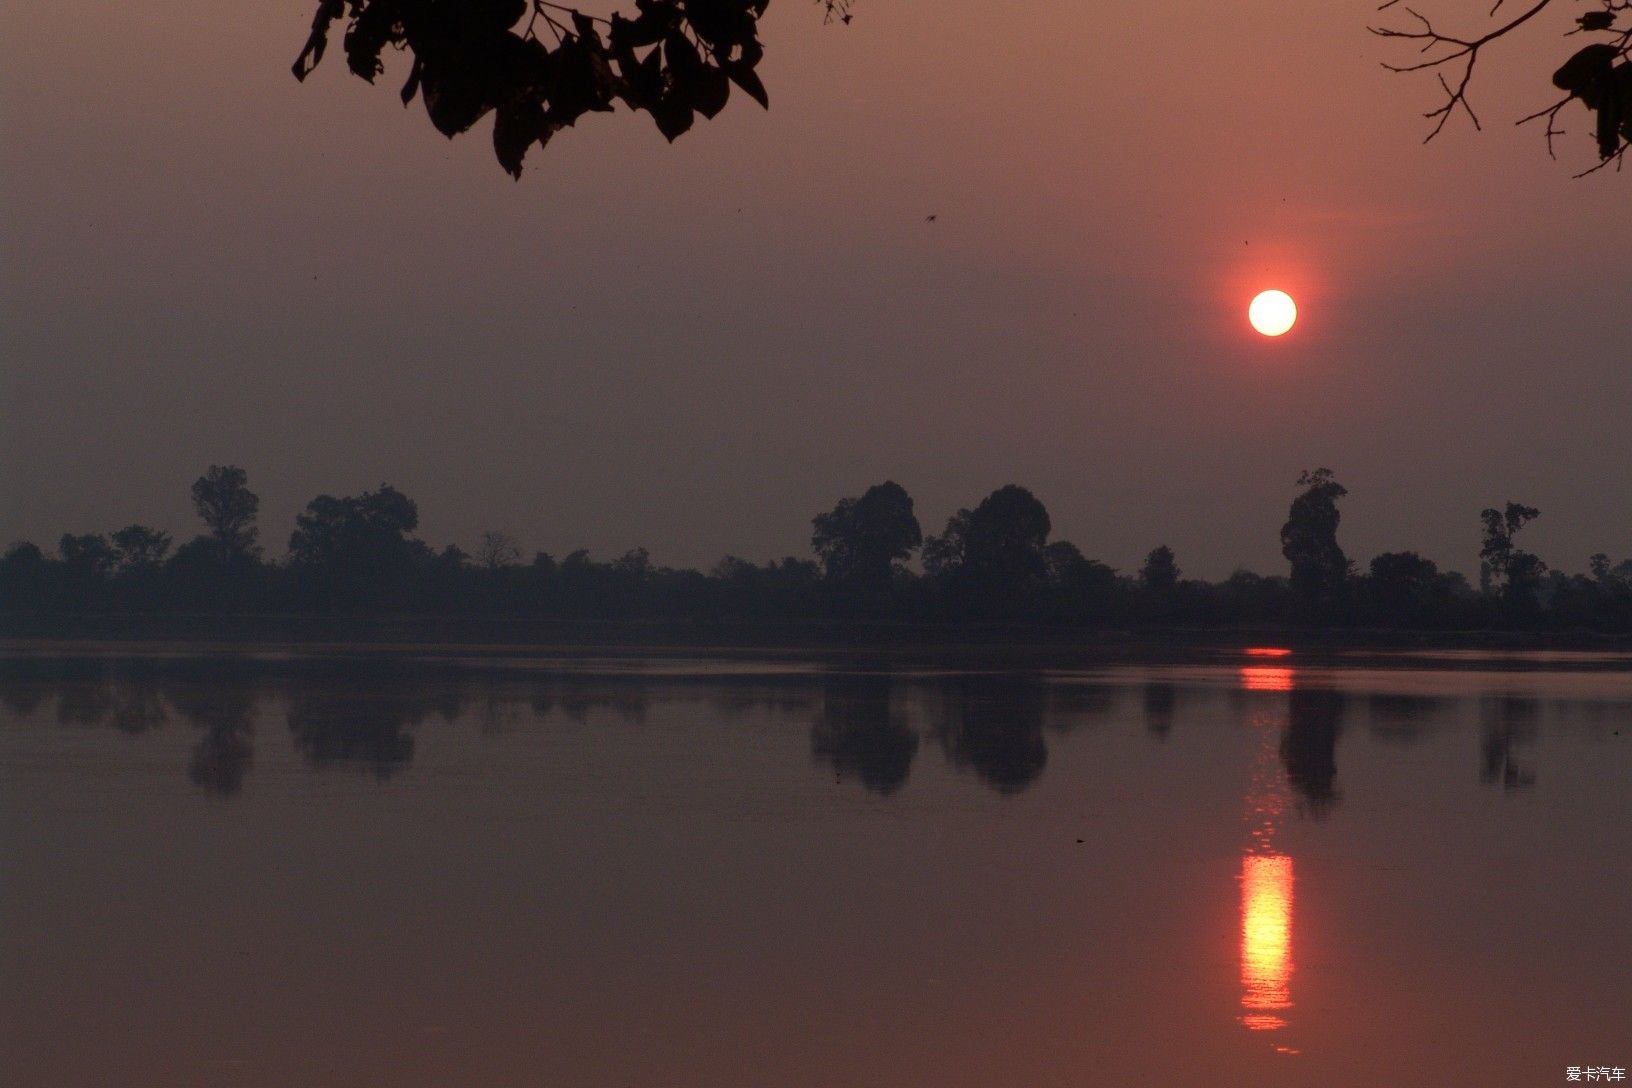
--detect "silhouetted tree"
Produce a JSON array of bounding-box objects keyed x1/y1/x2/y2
[
  {"x1": 0, "y1": 542, "x2": 56, "y2": 612},
  {"x1": 925, "y1": 485, "x2": 1053, "y2": 615},
  {"x1": 476, "y1": 529, "x2": 522, "y2": 570},
  {"x1": 1362, "y1": 550, "x2": 1472, "y2": 627},
  {"x1": 1281, "y1": 469, "x2": 1350, "y2": 621},
  {"x1": 1372, "y1": 0, "x2": 1631, "y2": 174},
  {"x1": 1140, "y1": 545, "x2": 1180, "y2": 592},
  {"x1": 288, "y1": 484, "x2": 422, "y2": 608},
  {"x1": 6, "y1": 463, "x2": 1630, "y2": 633},
  {"x1": 191, "y1": 465, "x2": 261, "y2": 560},
  {"x1": 58, "y1": 533, "x2": 117, "y2": 575},
  {"x1": 1480, "y1": 502, "x2": 1546, "y2": 622},
  {"x1": 292, "y1": 0, "x2": 855, "y2": 176},
  {"x1": 1043, "y1": 540, "x2": 1119, "y2": 623},
  {"x1": 811, "y1": 481, "x2": 922, "y2": 606},
  {"x1": 109, "y1": 525, "x2": 173, "y2": 570}
]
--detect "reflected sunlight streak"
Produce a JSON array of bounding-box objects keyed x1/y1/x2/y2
[
  {"x1": 1240, "y1": 666, "x2": 1295, "y2": 693},
  {"x1": 1239, "y1": 853, "x2": 1294, "y2": 1033}
]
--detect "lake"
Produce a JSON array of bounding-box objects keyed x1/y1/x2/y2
[{"x1": 2, "y1": 647, "x2": 1629, "y2": 1087}]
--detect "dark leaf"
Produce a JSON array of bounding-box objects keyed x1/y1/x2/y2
[
  {"x1": 547, "y1": 36, "x2": 618, "y2": 128},
  {"x1": 615, "y1": 43, "x2": 665, "y2": 108},
  {"x1": 664, "y1": 31, "x2": 703, "y2": 83},
  {"x1": 422, "y1": 66, "x2": 491, "y2": 136},
  {"x1": 649, "y1": 92, "x2": 695, "y2": 141},
  {"x1": 611, "y1": 10, "x2": 669, "y2": 50},
  {"x1": 292, "y1": 0, "x2": 345, "y2": 82},
  {"x1": 685, "y1": 0, "x2": 754, "y2": 49},
  {"x1": 1578, "y1": 11, "x2": 1616, "y2": 32},
  {"x1": 493, "y1": 101, "x2": 549, "y2": 178},
  {"x1": 401, "y1": 56, "x2": 422, "y2": 105},
  {"x1": 689, "y1": 63, "x2": 730, "y2": 118},
  {"x1": 725, "y1": 60, "x2": 769, "y2": 108},
  {"x1": 344, "y1": 0, "x2": 401, "y2": 83}
]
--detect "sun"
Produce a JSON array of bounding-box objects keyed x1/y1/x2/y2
[{"x1": 1248, "y1": 290, "x2": 1297, "y2": 337}]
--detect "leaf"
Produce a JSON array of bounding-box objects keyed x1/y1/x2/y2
[
  {"x1": 611, "y1": 11, "x2": 668, "y2": 50},
  {"x1": 664, "y1": 31, "x2": 703, "y2": 82},
  {"x1": 689, "y1": 64, "x2": 730, "y2": 118},
  {"x1": 291, "y1": 0, "x2": 345, "y2": 82},
  {"x1": 547, "y1": 36, "x2": 618, "y2": 127},
  {"x1": 344, "y1": 0, "x2": 400, "y2": 83},
  {"x1": 493, "y1": 101, "x2": 548, "y2": 178},
  {"x1": 1579, "y1": 11, "x2": 1616, "y2": 32},
  {"x1": 649, "y1": 92, "x2": 695, "y2": 141},
  {"x1": 401, "y1": 57, "x2": 422, "y2": 105},
  {"x1": 614, "y1": 43, "x2": 664, "y2": 108},
  {"x1": 422, "y1": 65, "x2": 492, "y2": 136},
  {"x1": 725, "y1": 62, "x2": 769, "y2": 108}
]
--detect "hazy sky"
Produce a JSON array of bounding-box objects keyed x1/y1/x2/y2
[{"x1": 3, "y1": 1, "x2": 1628, "y2": 579}]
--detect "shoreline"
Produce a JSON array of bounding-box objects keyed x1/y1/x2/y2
[{"x1": 4, "y1": 614, "x2": 1631, "y2": 666}]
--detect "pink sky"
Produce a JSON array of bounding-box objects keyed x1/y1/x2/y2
[{"x1": 2, "y1": 1, "x2": 1627, "y2": 576}]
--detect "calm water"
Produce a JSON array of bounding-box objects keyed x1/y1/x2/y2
[{"x1": 2, "y1": 649, "x2": 1630, "y2": 1087}]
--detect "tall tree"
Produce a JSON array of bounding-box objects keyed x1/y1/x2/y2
[
  {"x1": 810, "y1": 480, "x2": 922, "y2": 601},
  {"x1": 1480, "y1": 502, "x2": 1546, "y2": 620},
  {"x1": 1280, "y1": 469, "x2": 1350, "y2": 619},
  {"x1": 475, "y1": 529, "x2": 523, "y2": 570},
  {"x1": 1140, "y1": 545, "x2": 1181, "y2": 592},
  {"x1": 109, "y1": 525, "x2": 173, "y2": 571},
  {"x1": 925, "y1": 485, "x2": 1053, "y2": 612},
  {"x1": 288, "y1": 485, "x2": 422, "y2": 606},
  {"x1": 191, "y1": 465, "x2": 261, "y2": 559}
]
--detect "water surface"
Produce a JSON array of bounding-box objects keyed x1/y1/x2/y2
[{"x1": 3, "y1": 649, "x2": 1629, "y2": 1087}]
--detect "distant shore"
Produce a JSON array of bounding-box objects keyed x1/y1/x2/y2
[{"x1": 4, "y1": 614, "x2": 1630, "y2": 661}]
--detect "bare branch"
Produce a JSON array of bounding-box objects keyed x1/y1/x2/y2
[{"x1": 1373, "y1": 0, "x2": 1632, "y2": 172}]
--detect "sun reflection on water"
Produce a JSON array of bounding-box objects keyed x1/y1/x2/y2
[
  {"x1": 1239, "y1": 853, "x2": 1294, "y2": 1032},
  {"x1": 1240, "y1": 666, "x2": 1294, "y2": 693},
  {"x1": 1237, "y1": 661, "x2": 1299, "y2": 1053}
]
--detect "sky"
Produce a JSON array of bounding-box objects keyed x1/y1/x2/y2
[{"x1": 2, "y1": 0, "x2": 1628, "y2": 579}]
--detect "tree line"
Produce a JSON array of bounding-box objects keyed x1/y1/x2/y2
[{"x1": 4, "y1": 465, "x2": 1630, "y2": 631}]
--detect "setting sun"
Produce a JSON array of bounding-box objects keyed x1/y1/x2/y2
[{"x1": 1249, "y1": 290, "x2": 1298, "y2": 337}]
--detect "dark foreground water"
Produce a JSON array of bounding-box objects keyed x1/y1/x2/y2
[{"x1": 2, "y1": 648, "x2": 1629, "y2": 1088}]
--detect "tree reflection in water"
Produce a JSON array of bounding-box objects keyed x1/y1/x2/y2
[
  {"x1": 169, "y1": 683, "x2": 259, "y2": 798},
  {"x1": 1282, "y1": 687, "x2": 1345, "y2": 818},
  {"x1": 286, "y1": 690, "x2": 431, "y2": 780},
  {"x1": 810, "y1": 675, "x2": 918, "y2": 796},
  {"x1": 1479, "y1": 695, "x2": 1538, "y2": 790},
  {"x1": 931, "y1": 675, "x2": 1048, "y2": 794},
  {"x1": 1142, "y1": 682, "x2": 1177, "y2": 739},
  {"x1": 1234, "y1": 656, "x2": 1345, "y2": 1054}
]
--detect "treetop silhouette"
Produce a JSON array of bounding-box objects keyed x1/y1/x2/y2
[{"x1": 294, "y1": 0, "x2": 852, "y2": 177}]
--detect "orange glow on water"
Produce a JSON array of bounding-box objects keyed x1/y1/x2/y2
[
  {"x1": 1240, "y1": 667, "x2": 1294, "y2": 693},
  {"x1": 1239, "y1": 853, "x2": 1294, "y2": 1032},
  {"x1": 1244, "y1": 647, "x2": 1292, "y2": 658}
]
